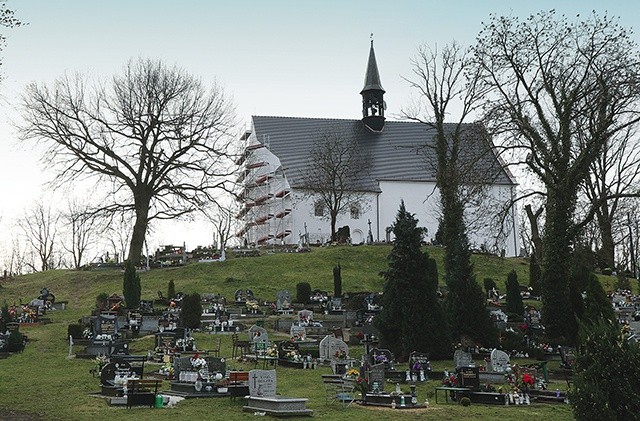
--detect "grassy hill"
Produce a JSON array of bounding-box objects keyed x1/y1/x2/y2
[
  {"x1": 0, "y1": 245, "x2": 580, "y2": 421},
  {"x1": 0, "y1": 245, "x2": 533, "y2": 310}
]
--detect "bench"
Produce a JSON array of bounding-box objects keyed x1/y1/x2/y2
[
  {"x1": 228, "y1": 371, "x2": 250, "y2": 400},
  {"x1": 126, "y1": 379, "x2": 162, "y2": 408}
]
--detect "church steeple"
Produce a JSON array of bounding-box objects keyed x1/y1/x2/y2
[{"x1": 361, "y1": 39, "x2": 385, "y2": 132}]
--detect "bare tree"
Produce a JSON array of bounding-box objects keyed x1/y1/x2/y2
[
  {"x1": 19, "y1": 58, "x2": 237, "y2": 264},
  {"x1": 300, "y1": 127, "x2": 372, "y2": 242},
  {"x1": 61, "y1": 199, "x2": 103, "y2": 269},
  {"x1": 474, "y1": 11, "x2": 640, "y2": 343},
  {"x1": 0, "y1": 0, "x2": 22, "y2": 82},
  {"x1": 581, "y1": 126, "x2": 640, "y2": 269},
  {"x1": 18, "y1": 201, "x2": 59, "y2": 272},
  {"x1": 402, "y1": 42, "x2": 497, "y2": 343},
  {"x1": 207, "y1": 202, "x2": 236, "y2": 252}
]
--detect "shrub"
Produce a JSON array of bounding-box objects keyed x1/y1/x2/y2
[
  {"x1": 8, "y1": 329, "x2": 24, "y2": 352},
  {"x1": 333, "y1": 264, "x2": 343, "y2": 298},
  {"x1": 168, "y1": 280, "x2": 176, "y2": 300},
  {"x1": 95, "y1": 293, "x2": 108, "y2": 311},
  {"x1": 505, "y1": 270, "x2": 524, "y2": 317},
  {"x1": 483, "y1": 278, "x2": 496, "y2": 298},
  {"x1": 67, "y1": 323, "x2": 83, "y2": 339},
  {"x1": 460, "y1": 397, "x2": 471, "y2": 407},
  {"x1": 296, "y1": 282, "x2": 311, "y2": 304},
  {"x1": 181, "y1": 293, "x2": 202, "y2": 329},
  {"x1": 570, "y1": 320, "x2": 640, "y2": 420}
]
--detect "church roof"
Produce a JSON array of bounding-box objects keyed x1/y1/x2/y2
[
  {"x1": 251, "y1": 116, "x2": 516, "y2": 192},
  {"x1": 360, "y1": 41, "x2": 385, "y2": 94}
]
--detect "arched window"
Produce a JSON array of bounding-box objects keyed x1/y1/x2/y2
[
  {"x1": 350, "y1": 203, "x2": 361, "y2": 219},
  {"x1": 314, "y1": 201, "x2": 324, "y2": 217}
]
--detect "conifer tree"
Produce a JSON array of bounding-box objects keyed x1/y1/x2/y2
[
  {"x1": 375, "y1": 201, "x2": 450, "y2": 359},
  {"x1": 582, "y1": 275, "x2": 616, "y2": 326},
  {"x1": 505, "y1": 270, "x2": 524, "y2": 318}
]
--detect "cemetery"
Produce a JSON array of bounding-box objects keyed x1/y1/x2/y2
[{"x1": 1, "y1": 244, "x2": 626, "y2": 420}]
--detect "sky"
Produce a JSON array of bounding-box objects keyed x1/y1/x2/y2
[{"x1": 1, "y1": 0, "x2": 640, "y2": 263}]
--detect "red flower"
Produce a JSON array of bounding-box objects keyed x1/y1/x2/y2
[{"x1": 522, "y1": 373, "x2": 534, "y2": 385}]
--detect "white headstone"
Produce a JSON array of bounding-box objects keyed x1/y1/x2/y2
[
  {"x1": 290, "y1": 325, "x2": 306, "y2": 341},
  {"x1": 453, "y1": 349, "x2": 473, "y2": 369},
  {"x1": 249, "y1": 369, "x2": 277, "y2": 397},
  {"x1": 490, "y1": 349, "x2": 510, "y2": 373},
  {"x1": 298, "y1": 310, "x2": 313, "y2": 323},
  {"x1": 319, "y1": 335, "x2": 349, "y2": 361}
]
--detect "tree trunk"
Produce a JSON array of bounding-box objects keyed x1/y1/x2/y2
[
  {"x1": 127, "y1": 193, "x2": 151, "y2": 264},
  {"x1": 525, "y1": 204, "x2": 544, "y2": 261},
  {"x1": 596, "y1": 205, "x2": 615, "y2": 270},
  {"x1": 541, "y1": 187, "x2": 579, "y2": 344},
  {"x1": 330, "y1": 211, "x2": 337, "y2": 243}
]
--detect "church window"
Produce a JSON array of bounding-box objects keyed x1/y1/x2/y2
[
  {"x1": 350, "y1": 203, "x2": 361, "y2": 219},
  {"x1": 314, "y1": 201, "x2": 324, "y2": 217}
]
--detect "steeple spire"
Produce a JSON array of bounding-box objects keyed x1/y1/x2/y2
[{"x1": 361, "y1": 37, "x2": 385, "y2": 132}]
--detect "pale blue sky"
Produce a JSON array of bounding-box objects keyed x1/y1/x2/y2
[{"x1": 1, "y1": 0, "x2": 639, "y2": 253}]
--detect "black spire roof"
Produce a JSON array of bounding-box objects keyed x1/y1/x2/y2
[{"x1": 360, "y1": 40, "x2": 385, "y2": 94}]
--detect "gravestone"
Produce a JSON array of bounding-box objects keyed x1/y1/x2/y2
[
  {"x1": 453, "y1": 349, "x2": 473, "y2": 369},
  {"x1": 95, "y1": 313, "x2": 118, "y2": 337},
  {"x1": 457, "y1": 366, "x2": 480, "y2": 390},
  {"x1": 368, "y1": 348, "x2": 393, "y2": 368},
  {"x1": 249, "y1": 369, "x2": 277, "y2": 397},
  {"x1": 249, "y1": 325, "x2": 269, "y2": 344},
  {"x1": 490, "y1": 349, "x2": 510, "y2": 373},
  {"x1": 369, "y1": 363, "x2": 386, "y2": 392},
  {"x1": 277, "y1": 341, "x2": 300, "y2": 360},
  {"x1": 298, "y1": 310, "x2": 313, "y2": 324},
  {"x1": 319, "y1": 335, "x2": 349, "y2": 361},
  {"x1": 276, "y1": 291, "x2": 292, "y2": 311},
  {"x1": 290, "y1": 325, "x2": 306, "y2": 341},
  {"x1": 244, "y1": 369, "x2": 312, "y2": 417}
]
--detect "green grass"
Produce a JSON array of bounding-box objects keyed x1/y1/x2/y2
[{"x1": 0, "y1": 245, "x2": 579, "y2": 420}]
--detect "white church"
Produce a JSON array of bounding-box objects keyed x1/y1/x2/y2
[{"x1": 235, "y1": 42, "x2": 520, "y2": 256}]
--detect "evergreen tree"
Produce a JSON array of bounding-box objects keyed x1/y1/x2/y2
[
  {"x1": 375, "y1": 201, "x2": 450, "y2": 360},
  {"x1": 505, "y1": 270, "x2": 524, "y2": 318},
  {"x1": 167, "y1": 279, "x2": 176, "y2": 300},
  {"x1": 571, "y1": 319, "x2": 640, "y2": 420},
  {"x1": 333, "y1": 264, "x2": 342, "y2": 298},
  {"x1": 582, "y1": 275, "x2": 616, "y2": 326},
  {"x1": 529, "y1": 252, "x2": 542, "y2": 295},
  {"x1": 122, "y1": 260, "x2": 141, "y2": 309},
  {"x1": 181, "y1": 293, "x2": 202, "y2": 329}
]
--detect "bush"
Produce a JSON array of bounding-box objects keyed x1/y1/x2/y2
[
  {"x1": 333, "y1": 264, "x2": 342, "y2": 298},
  {"x1": 168, "y1": 280, "x2": 176, "y2": 300},
  {"x1": 95, "y1": 293, "x2": 108, "y2": 311},
  {"x1": 570, "y1": 320, "x2": 640, "y2": 420},
  {"x1": 460, "y1": 397, "x2": 471, "y2": 406},
  {"x1": 181, "y1": 293, "x2": 202, "y2": 329},
  {"x1": 67, "y1": 324, "x2": 83, "y2": 339},
  {"x1": 296, "y1": 282, "x2": 311, "y2": 304},
  {"x1": 483, "y1": 278, "x2": 496, "y2": 298},
  {"x1": 8, "y1": 329, "x2": 24, "y2": 352}
]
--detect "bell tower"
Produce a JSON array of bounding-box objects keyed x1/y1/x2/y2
[{"x1": 361, "y1": 39, "x2": 385, "y2": 132}]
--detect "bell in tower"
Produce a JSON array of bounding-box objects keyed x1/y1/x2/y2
[{"x1": 361, "y1": 39, "x2": 385, "y2": 132}]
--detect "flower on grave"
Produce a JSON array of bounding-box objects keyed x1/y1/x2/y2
[
  {"x1": 285, "y1": 350, "x2": 300, "y2": 361},
  {"x1": 355, "y1": 376, "x2": 369, "y2": 395},
  {"x1": 334, "y1": 349, "x2": 347, "y2": 360},
  {"x1": 411, "y1": 361, "x2": 422, "y2": 371},
  {"x1": 442, "y1": 373, "x2": 457, "y2": 387},
  {"x1": 94, "y1": 355, "x2": 109, "y2": 373},
  {"x1": 160, "y1": 361, "x2": 174, "y2": 376},
  {"x1": 190, "y1": 353, "x2": 207, "y2": 370},
  {"x1": 374, "y1": 354, "x2": 388, "y2": 364},
  {"x1": 265, "y1": 345, "x2": 278, "y2": 358},
  {"x1": 345, "y1": 368, "x2": 360, "y2": 380}
]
